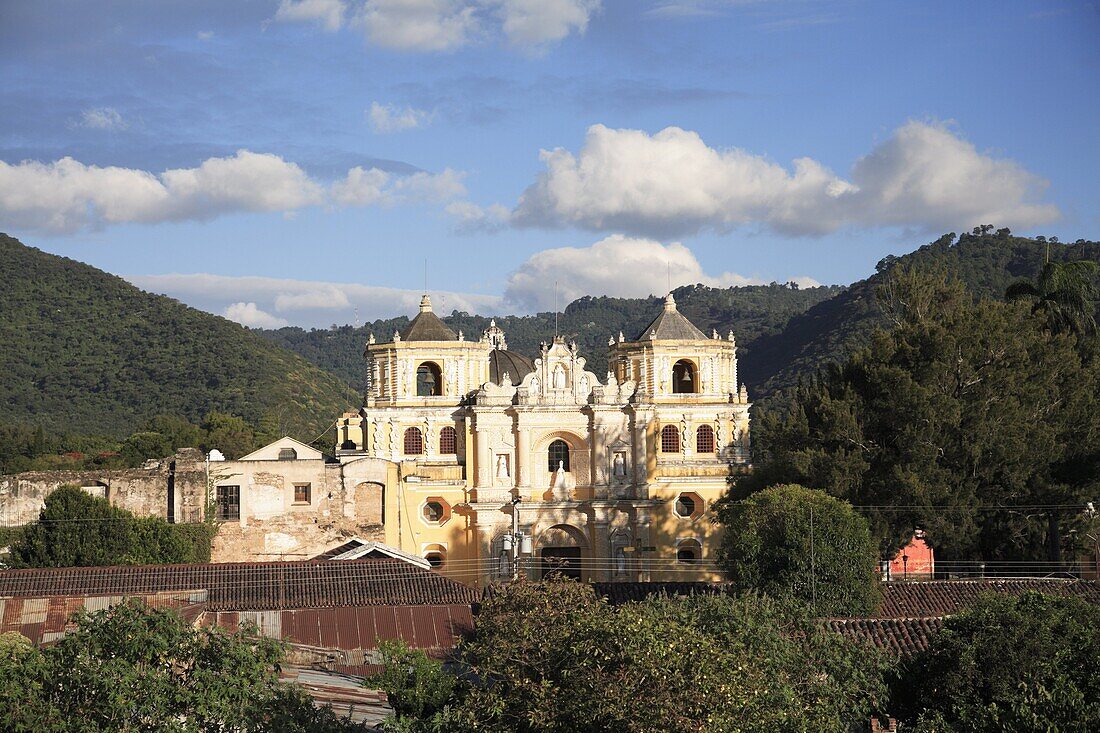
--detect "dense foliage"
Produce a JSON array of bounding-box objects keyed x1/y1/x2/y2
[
  {"x1": 736, "y1": 265, "x2": 1100, "y2": 560},
  {"x1": 8, "y1": 486, "x2": 216, "y2": 567},
  {"x1": 716, "y1": 484, "x2": 881, "y2": 616},
  {"x1": 370, "y1": 578, "x2": 889, "y2": 733},
  {"x1": 0, "y1": 599, "x2": 364, "y2": 732},
  {"x1": 891, "y1": 592, "x2": 1100, "y2": 732},
  {"x1": 0, "y1": 233, "x2": 352, "y2": 438}
]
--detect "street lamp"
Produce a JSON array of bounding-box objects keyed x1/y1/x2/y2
[{"x1": 902, "y1": 554, "x2": 909, "y2": 582}]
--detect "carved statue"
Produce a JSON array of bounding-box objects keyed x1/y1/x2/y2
[
  {"x1": 496, "y1": 454, "x2": 510, "y2": 479},
  {"x1": 553, "y1": 364, "x2": 566, "y2": 389},
  {"x1": 613, "y1": 452, "x2": 626, "y2": 478}
]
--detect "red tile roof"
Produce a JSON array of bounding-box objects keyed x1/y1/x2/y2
[
  {"x1": 0, "y1": 558, "x2": 479, "y2": 610},
  {"x1": 823, "y1": 617, "x2": 946, "y2": 657},
  {"x1": 875, "y1": 579, "x2": 1100, "y2": 618}
]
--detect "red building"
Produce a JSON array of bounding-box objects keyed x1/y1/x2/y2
[{"x1": 888, "y1": 529, "x2": 934, "y2": 580}]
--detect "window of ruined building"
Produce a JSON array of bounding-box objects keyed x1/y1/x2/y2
[
  {"x1": 439, "y1": 426, "x2": 457, "y2": 454},
  {"x1": 661, "y1": 424, "x2": 680, "y2": 453},
  {"x1": 215, "y1": 485, "x2": 240, "y2": 521},
  {"x1": 548, "y1": 439, "x2": 570, "y2": 473},
  {"x1": 404, "y1": 427, "x2": 425, "y2": 455},
  {"x1": 696, "y1": 424, "x2": 715, "y2": 453},
  {"x1": 293, "y1": 483, "x2": 311, "y2": 505},
  {"x1": 416, "y1": 362, "x2": 443, "y2": 397},
  {"x1": 672, "y1": 359, "x2": 696, "y2": 394},
  {"x1": 676, "y1": 539, "x2": 702, "y2": 564},
  {"x1": 278, "y1": 448, "x2": 297, "y2": 461}
]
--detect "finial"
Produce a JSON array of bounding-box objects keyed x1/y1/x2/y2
[
  {"x1": 712, "y1": 329, "x2": 719, "y2": 339},
  {"x1": 458, "y1": 330, "x2": 464, "y2": 341},
  {"x1": 368, "y1": 333, "x2": 376, "y2": 344},
  {"x1": 664, "y1": 292, "x2": 677, "y2": 311},
  {"x1": 393, "y1": 330, "x2": 401, "y2": 343},
  {"x1": 608, "y1": 336, "x2": 615, "y2": 346},
  {"x1": 618, "y1": 331, "x2": 624, "y2": 343},
  {"x1": 419, "y1": 294, "x2": 433, "y2": 313},
  {"x1": 727, "y1": 330, "x2": 735, "y2": 342}
]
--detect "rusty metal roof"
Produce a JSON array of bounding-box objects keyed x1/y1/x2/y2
[{"x1": 0, "y1": 558, "x2": 479, "y2": 610}]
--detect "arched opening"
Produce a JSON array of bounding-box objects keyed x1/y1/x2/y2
[
  {"x1": 548, "y1": 438, "x2": 570, "y2": 473},
  {"x1": 672, "y1": 359, "x2": 696, "y2": 394},
  {"x1": 403, "y1": 427, "x2": 424, "y2": 455},
  {"x1": 423, "y1": 543, "x2": 446, "y2": 569},
  {"x1": 676, "y1": 539, "x2": 702, "y2": 564},
  {"x1": 696, "y1": 424, "x2": 715, "y2": 454},
  {"x1": 439, "y1": 426, "x2": 457, "y2": 455},
  {"x1": 353, "y1": 481, "x2": 384, "y2": 526},
  {"x1": 537, "y1": 524, "x2": 587, "y2": 580},
  {"x1": 661, "y1": 425, "x2": 680, "y2": 453},
  {"x1": 416, "y1": 362, "x2": 443, "y2": 397}
]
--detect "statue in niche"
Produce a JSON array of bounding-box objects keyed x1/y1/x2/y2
[
  {"x1": 553, "y1": 460, "x2": 566, "y2": 486},
  {"x1": 553, "y1": 364, "x2": 566, "y2": 389},
  {"x1": 496, "y1": 454, "x2": 510, "y2": 479},
  {"x1": 530, "y1": 376, "x2": 540, "y2": 394},
  {"x1": 579, "y1": 374, "x2": 589, "y2": 394},
  {"x1": 615, "y1": 547, "x2": 627, "y2": 575},
  {"x1": 613, "y1": 452, "x2": 626, "y2": 478}
]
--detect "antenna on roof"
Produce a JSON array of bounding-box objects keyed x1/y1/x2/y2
[
  {"x1": 667, "y1": 260, "x2": 671, "y2": 293},
  {"x1": 555, "y1": 280, "x2": 560, "y2": 337},
  {"x1": 424, "y1": 257, "x2": 428, "y2": 294}
]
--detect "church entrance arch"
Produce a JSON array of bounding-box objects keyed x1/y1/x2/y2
[
  {"x1": 354, "y1": 481, "x2": 384, "y2": 528},
  {"x1": 537, "y1": 524, "x2": 587, "y2": 580}
]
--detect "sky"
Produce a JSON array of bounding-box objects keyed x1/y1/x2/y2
[{"x1": 1, "y1": 0, "x2": 1097, "y2": 329}]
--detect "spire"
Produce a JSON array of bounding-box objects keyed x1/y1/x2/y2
[{"x1": 419, "y1": 294, "x2": 433, "y2": 313}]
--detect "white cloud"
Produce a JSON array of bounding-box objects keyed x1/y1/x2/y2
[
  {"x1": 512, "y1": 121, "x2": 1059, "y2": 237},
  {"x1": 355, "y1": 0, "x2": 478, "y2": 51},
  {"x1": 368, "y1": 101, "x2": 433, "y2": 133},
  {"x1": 503, "y1": 235, "x2": 805, "y2": 311},
  {"x1": 132, "y1": 273, "x2": 502, "y2": 328},
  {"x1": 197, "y1": 30, "x2": 215, "y2": 40},
  {"x1": 331, "y1": 166, "x2": 465, "y2": 206},
  {"x1": 78, "y1": 107, "x2": 128, "y2": 131},
  {"x1": 274, "y1": 0, "x2": 348, "y2": 30},
  {"x1": 498, "y1": 0, "x2": 599, "y2": 48},
  {"x1": 0, "y1": 151, "x2": 465, "y2": 233},
  {"x1": 224, "y1": 302, "x2": 290, "y2": 328},
  {"x1": 445, "y1": 200, "x2": 511, "y2": 233}
]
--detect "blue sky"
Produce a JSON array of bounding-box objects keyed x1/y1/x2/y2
[{"x1": 2, "y1": 0, "x2": 1097, "y2": 328}]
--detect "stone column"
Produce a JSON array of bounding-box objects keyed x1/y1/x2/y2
[
  {"x1": 472, "y1": 509, "x2": 504, "y2": 588},
  {"x1": 589, "y1": 504, "x2": 614, "y2": 581},
  {"x1": 475, "y1": 425, "x2": 491, "y2": 489},
  {"x1": 516, "y1": 428, "x2": 531, "y2": 491},
  {"x1": 634, "y1": 506, "x2": 652, "y2": 582}
]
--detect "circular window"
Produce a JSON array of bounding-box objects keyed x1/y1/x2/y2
[
  {"x1": 425, "y1": 551, "x2": 445, "y2": 568},
  {"x1": 423, "y1": 500, "x2": 445, "y2": 523},
  {"x1": 674, "y1": 494, "x2": 697, "y2": 518}
]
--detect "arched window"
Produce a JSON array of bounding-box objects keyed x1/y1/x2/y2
[
  {"x1": 696, "y1": 425, "x2": 715, "y2": 453},
  {"x1": 403, "y1": 427, "x2": 424, "y2": 455},
  {"x1": 548, "y1": 439, "x2": 570, "y2": 473},
  {"x1": 661, "y1": 424, "x2": 680, "y2": 453},
  {"x1": 439, "y1": 426, "x2": 457, "y2": 455},
  {"x1": 278, "y1": 447, "x2": 297, "y2": 461},
  {"x1": 672, "y1": 359, "x2": 696, "y2": 394},
  {"x1": 676, "y1": 539, "x2": 702, "y2": 564},
  {"x1": 416, "y1": 362, "x2": 443, "y2": 396}
]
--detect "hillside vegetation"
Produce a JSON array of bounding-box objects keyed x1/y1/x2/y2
[{"x1": 0, "y1": 234, "x2": 352, "y2": 439}]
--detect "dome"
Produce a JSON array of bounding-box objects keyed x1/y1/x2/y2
[
  {"x1": 488, "y1": 348, "x2": 534, "y2": 385},
  {"x1": 400, "y1": 295, "x2": 458, "y2": 342},
  {"x1": 634, "y1": 292, "x2": 707, "y2": 341}
]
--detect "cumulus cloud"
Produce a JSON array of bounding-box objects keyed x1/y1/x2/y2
[
  {"x1": 223, "y1": 302, "x2": 290, "y2": 328},
  {"x1": 274, "y1": 0, "x2": 348, "y2": 30},
  {"x1": 355, "y1": 0, "x2": 478, "y2": 51},
  {"x1": 498, "y1": 0, "x2": 599, "y2": 48},
  {"x1": 368, "y1": 101, "x2": 433, "y2": 132},
  {"x1": 502, "y1": 235, "x2": 814, "y2": 311},
  {"x1": 512, "y1": 121, "x2": 1059, "y2": 237},
  {"x1": 132, "y1": 273, "x2": 502, "y2": 328},
  {"x1": 0, "y1": 151, "x2": 465, "y2": 233},
  {"x1": 78, "y1": 107, "x2": 128, "y2": 130},
  {"x1": 331, "y1": 166, "x2": 465, "y2": 206},
  {"x1": 445, "y1": 200, "x2": 511, "y2": 233}
]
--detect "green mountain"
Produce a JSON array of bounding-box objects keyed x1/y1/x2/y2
[
  {"x1": 0, "y1": 234, "x2": 353, "y2": 438},
  {"x1": 261, "y1": 282, "x2": 845, "y2": 392},
  {"x1": 746, "y1": 230, "x2": 1100, "y2": 396}
]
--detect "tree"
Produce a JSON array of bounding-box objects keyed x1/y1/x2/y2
[
  {"x1": 119, "y1": 430, "x2": 172, "y2": 465},
  {"x1": 202, "y1": 411, "x2": 257, "y2": 459},
  {"x1": 372, "y1": 579, "x2": 889, "y2": 733},
  {"x1": 737, "y1": 267, "x2": 1100, "y2": 561},
  {"x1": 716, "y1": 484, "x2": 881, "y2": 616},
  {"x1": 9, "y1": 485, "x2": 214, "y2": 568},
  {"x1": 0, "y1": 599, "x2": 365, "y2": 732},
  {"x1": 892, "y1": 592, "x2": 1100, "y2": 732},
  {"x1": 1006, "y1": 259, "x2": 1099, "y2": 339}
]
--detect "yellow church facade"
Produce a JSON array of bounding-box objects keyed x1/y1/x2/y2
[{"x1": 314, "y1": 291, "x2": 752, "y2": 586}]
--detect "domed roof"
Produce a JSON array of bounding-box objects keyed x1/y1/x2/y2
[
  {"x1": 488, "y1": 348, "x2": 534, "y2": 385},
  {"x1": 635, "y1": 292, "x2": 707, "y2": 341},
  {"x1": 400, "y1": 295, "x2": 457, "y2": 342}
]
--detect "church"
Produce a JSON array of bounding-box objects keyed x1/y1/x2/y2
[
  {"x1": 320, "y1": 290, "x2": 752, "y2": 585},
  {"x1": 2, "y1": 291, "x2": 752, "y2": 587}
]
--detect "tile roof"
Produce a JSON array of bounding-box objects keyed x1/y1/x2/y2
[
  {"x1": 875, "y1": 579, "x2": 1100, "y2": 618},
  {"x1": 488, "y1": 348, "x2": 534, "y2": 384},
  {"x1": 0, "y1": 558, "x2": 479, "y2": 610},
  {"x1": 400, "y1": 295, "x2": 457, "y2": 341},
  {"x1": 823, "y1": 617, "x2": 945, "y2": 657}
]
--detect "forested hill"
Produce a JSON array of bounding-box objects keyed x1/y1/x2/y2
[
  {"x1": 0, "y1": 234, "x2": 351, "y2": 438},
  {"x1": 745, "y1": 230, "x2": 1100, "y2": 396},
  {"x1": 260, "y1": 282, "x2": 845, "y2": 392}
]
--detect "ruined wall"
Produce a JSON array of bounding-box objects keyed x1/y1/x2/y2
[{"x1": 0, "y1": 449, "x2": 206, "y2": 527}]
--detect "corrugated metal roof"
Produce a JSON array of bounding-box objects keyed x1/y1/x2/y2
[
  {"x1": 0, "y1": 592, "x2": 205, "y2": 645},
  {"x1": 0, "y1": 557, "x2": 479, "y2": 610}
]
